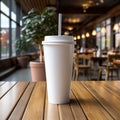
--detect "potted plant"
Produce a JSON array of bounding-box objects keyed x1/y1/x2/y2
[
  {"x1": 15, "y1": 36, "x2": 30, "y2": 68},
  {"x1": 21, "y1": 7, "x2": 57, "y2": 81}
]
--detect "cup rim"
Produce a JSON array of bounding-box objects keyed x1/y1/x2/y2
[{"x1": 42, "y1": 41, "x2": 74, "y2": 45}]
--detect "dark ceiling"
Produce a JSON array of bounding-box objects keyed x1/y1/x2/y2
[{"x1": 16, "y1": 0, "x2": 120, "y2": 35}]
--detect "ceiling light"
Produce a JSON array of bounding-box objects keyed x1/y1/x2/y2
[
  {"x1": 67, "y1": 18, "x2": 80, "y2": 23},
  {"x1": 92, "y1": 29, "x2": 96, "y2": 36},
  {"x1": 64, "y1": 31, "x2": 69, "y2": 35},
  {"x1": 113, "y1": 23, "x2": 119, "y2": 31},
  {"x1": 88, "y1": 0, "x2": 94, "y2": 4},
  {"x1": 82, "y1": 34, "x2": 85, "y2": 39},
  {"x1": 67, "y1": 26, "x2": 73, "y2": 31},
  {"x1": 100, "y1": 0, "x2": 104, "y2": 3},
  {"x1": 77, "y1": 35, "x2": 80, "y2": 39},
  {"x1": 73, "y1": 36, "x2": 77, "y2": 40},
  {"x1": 86, "y1": 32, "x2": 90, "y2": 37},
  {"x1": 82, "y1": 4, "x2": 89, "y2": 9},
  {"x1": 96, "y1": 2, "x2": 100, "y2": 6},
  {"x1": 82, "y1": 0, "x2": 103, "y2": 12},
  {"x1": 101, "y1": 27, "x2": 106, "y2": 34},
  {"x1": 82, "y1": 3, "x2": 89, "y2": 12},
  {"x1": 83, "y1": 9, "x2": 86, "y2": 13}
]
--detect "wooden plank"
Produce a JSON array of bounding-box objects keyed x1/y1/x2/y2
[
  {"x1": 70, "y1": 90, "x2": 87, "y2": 120},
  {"x1": 44, "y1": 91, "x2": 48, "y2": 120},
  {"x1": 0, "y1": 81, "x2": 16, "y2": 98},
  {"x1": 58, "y1": 102, "x2": 74, "y2": 120},
  {"x1": 44, "y1": 87, "x2": 87, "y2": 120},
  {"x1": 102, "y1": 81, "x2": 120, "y2": 91},
  {"x1": 8, "y1": 82, "x2": 35, "y2": 120},
  {"x1": 82, "y1": 81, "x2": 120, "y2": 120},
  {"x1": 0, "y1": 82, "x2": 29, "y2": 120},
  {"x1": 44, "y1": 92, "x2": 60, "y2": 120},
  {"x1": 89, "y1": 81, "x2": 120, "y2": 99},
  {"x1": 46, "y1": 104, "x2": 60, "y2": 120},
  {"x1": 103, "y1": 81, "x2": 120, "y2": 99},
  {"x1": 22, "y1": 82, "x2": 46, "y2": 120},
  {"x1": 72, "y1": 82, "x2": 113, "y2": 120}
]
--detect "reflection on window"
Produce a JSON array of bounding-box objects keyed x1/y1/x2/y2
[
  {"x1": 1, "y1": 14, "x2": 9, "y2": 59},
  {"x1": 0, "y1": 0, "x2": 23, "y2": 59},
  {"x1": 11, "y1": 0, "x2": 16, "y2": 21},
  {"x1": 115, "y1": 34, "x2": 120, "y2": 48},
  {"x1": 20, "y1": 20, "x2": 22, "y2": 26},
  {"x1": 96, "y1": 18, "x2": 111, "y2": 50},
  {"x1": 96, "y1": 26, "x2": 101, "y2": 48},
  {"x1": 11, "y1": 21, "x2": 16, "y2": 56},
  {"x1": 11, "y1": 11, "x2": 16, "y2": 21},
  {"x1": 1, "y1": 1, "x2": 9, "y2": 16},
  {"x1": 115, "y1": 21, "x2": 120, "y2": 48},
  {"x1": 106, "y1": 25, "x2": 111, "y2": 49},
  {"x1": 101, "y1": 36, "x2": 106, "y2": 49}
]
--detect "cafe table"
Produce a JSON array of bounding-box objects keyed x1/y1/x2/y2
[
  {"x1": 78, "y1": 54, "x2": 108, "y2": 66},
  {"x1": 91, "y1": 55, "x2": 108, "y2": 65},
  {"x1": 113, "y1": 59, "x2": 120, "y2": 65},
  {"x1": 1, "y1": 81, "x2": 120, "y2": 120},
  {"x1": 79, "y1": 54, "x2": 108, "y2": 79}
]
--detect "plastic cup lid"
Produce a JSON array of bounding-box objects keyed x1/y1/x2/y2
[{"x1": 42, "y1": 35, "x2": 74, "y2": 44}]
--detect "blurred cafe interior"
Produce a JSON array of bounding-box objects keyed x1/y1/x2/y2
[
  {"x1": 2, "y1": 1, "x2": 120, "y2": 119},
  {"x1": 1, "y1": 0, "x2": 120, "y2": 81}
]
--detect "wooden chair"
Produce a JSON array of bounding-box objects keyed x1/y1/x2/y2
[
  {"x1": 98, "y1": 54, "x2": 120, "y2": 80},
  {"x1": 73, "y1": 53, "x2": 91, "y2": 80}
]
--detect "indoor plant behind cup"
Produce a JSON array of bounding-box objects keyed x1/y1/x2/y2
[
  {"x1": 15, "y1": 36, "x2": 30, "y2": 68},
  {"x1": 21, "y1": 7, "x2": 57, "y2": 81}
]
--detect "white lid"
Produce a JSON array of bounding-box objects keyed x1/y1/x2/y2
[{"x1": 42, "y1": 35, "x2": 74, "y2": 44}]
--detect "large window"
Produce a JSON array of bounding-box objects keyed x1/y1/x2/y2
[
  {"x1": 96, "y1": 27, "x2": 101, "y2": 48},
  {"x1": 1, "y1": 0, "x2": 9, "y2": 16},
  {"x1": 0, "y1": 0, "x2": 23, "y2": 59},
  {"x1": 106, "y1": 20, "x2": 111, "y2": 49},
  {"x1": 115, "y1": 33, "x2": 120, "y2": 48},
  {"x1": 11, "y1": 21, "x2": 16, "y2": 57},
  {"x1": 114, "y1": 19, "x2": 120, "y2": 48},
  {"x1": 96, "y1": 18, "x2": 111, "y2": 50},
  {"x1": 11, "y1": 0, "x2": 16, "y2": 21},
  {"x1": 1, "y1": 13, "x2": 9, "y2": 58}
]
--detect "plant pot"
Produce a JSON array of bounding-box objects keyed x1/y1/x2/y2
[
  {"x1": 30, "y1": 61, "x2": 46, "y2": 82},
  {"x1": 17, "y1": 56, "x2": 29, "y2": 68}
]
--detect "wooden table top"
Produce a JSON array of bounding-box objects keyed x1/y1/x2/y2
[
  {"x1": 113, "y1": 59, "x2": 120, "y2": 65},
  {"x1": 1, "y1": 81, "x2": 120, "y2": 120},
  {"x1": 78, "y1": 54, "x2": 107, "y2": 61},
  {"x1": 91, "y1": 55, "x2": 108, "y2": 61}
]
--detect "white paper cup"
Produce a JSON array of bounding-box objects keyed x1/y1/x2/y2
[{"x1": 42, "y1": 36, "x2": 74, "y2": 104}]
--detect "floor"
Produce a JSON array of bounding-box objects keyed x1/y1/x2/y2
[
  {"x1": 2, "y1": 67, "x2": 88, "y2": 81},
  {"x1": 2, "y1": 67, "x2": 32, "y2": 81},
  {"x1": 1, "y1": 65, "x2": 120, "y2": 81}
]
